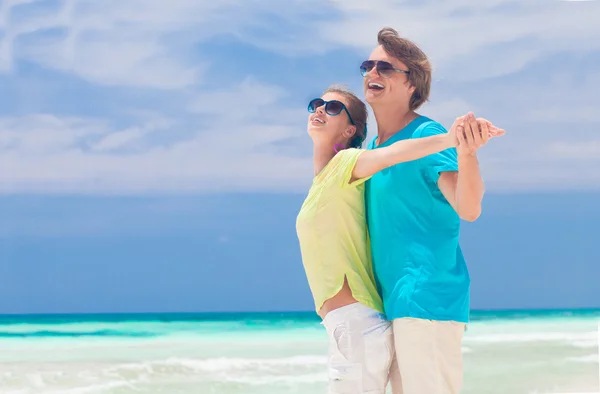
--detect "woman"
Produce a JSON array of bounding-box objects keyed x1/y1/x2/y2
[{"x1": 295, "y1": 84, "x2": 503, "y2": 393}]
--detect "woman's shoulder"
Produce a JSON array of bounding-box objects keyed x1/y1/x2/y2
[{"x1": 337, "y1": 147, "x2": 366, "y2": 158}]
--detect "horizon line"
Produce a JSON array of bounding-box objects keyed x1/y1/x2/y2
[{"x1": 1, "y1": 306, "x2": 600, "y2": 317}]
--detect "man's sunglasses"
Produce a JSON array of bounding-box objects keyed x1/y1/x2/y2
[
  {"x1": 307, "y1": 98, "x2": 355, "y2": 125},
  {"x1": 360, "y1": 60, "x2": 410, "y2": 78}
]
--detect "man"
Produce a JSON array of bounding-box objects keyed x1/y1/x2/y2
[{"x1": 363, "y1": 27, "x2": 498, "y2": 393}]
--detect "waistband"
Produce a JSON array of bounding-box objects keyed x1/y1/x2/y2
[{"x1": 321, "y1": 302, "x2": 386, "y2": 330}]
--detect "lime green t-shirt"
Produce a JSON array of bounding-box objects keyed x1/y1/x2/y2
[{"x1": 296, "y1": 148, "x2": 383, "y2": 314}]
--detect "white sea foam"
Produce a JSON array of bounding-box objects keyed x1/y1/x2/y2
[
  {"x1": 222, "y1": 372, "x2": 327, "y2": 385},
  {"x1": 1, "y1": 314, "x2": 599, "y2": 394},
  {"x1": 465, "y1": 331, "x2": 598, "y2": 347},
  {"x1": 566, "y1": 354, "x2": 599, "y2": 363},
  {"x1": 0, "y1": 355, "x2": 330, "y2": 393},
  {"x1": 157, "y1": 355, "x2": 328, "y2": 372},
  {"x1": 4, "y1": 380, "x2": 138, "y2": 394}
]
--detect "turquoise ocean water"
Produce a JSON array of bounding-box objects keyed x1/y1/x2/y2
[{"x1": 1, "y1": 309, "x2": 598, "y2": 394}]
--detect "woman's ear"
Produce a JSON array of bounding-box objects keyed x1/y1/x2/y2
[{"x1": 343, "y1": 125, "x2": 356, "y2": 140}]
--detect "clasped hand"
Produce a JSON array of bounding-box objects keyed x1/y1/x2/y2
[{"x1": 447, "y1": 112, "x2": 505, "y2": 156}]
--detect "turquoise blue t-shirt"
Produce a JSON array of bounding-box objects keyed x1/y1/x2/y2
[{"x1": 365, "y1": 116, "x2": 470, "y2": 323}]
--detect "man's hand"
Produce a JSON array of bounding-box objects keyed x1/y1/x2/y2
[{"x1": 450, "y1": 112, "x2": 505, "y2": 157}]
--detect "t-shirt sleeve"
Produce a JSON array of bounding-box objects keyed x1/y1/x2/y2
[
  {"x1": 336, "y1": 148, "x2": 371, "y2": 187},
  {"x1": 415, "y1": 122, "x2": 458, "y2": 183}
]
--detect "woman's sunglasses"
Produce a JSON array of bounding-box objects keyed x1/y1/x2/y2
[
  {"x1": 360, "y1": 60, "x2": 410, "y2": 78},
  {"x1": 307, "y1": 98, "x2": 355, "y2": 125}
]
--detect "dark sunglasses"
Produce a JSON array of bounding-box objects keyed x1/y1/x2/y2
[
  {"x1": 360, "y1": 60, "x2": 410, "y2": 78},
  {"x1": 307, "y1": 98, "x2": 355, "y2": 125}
]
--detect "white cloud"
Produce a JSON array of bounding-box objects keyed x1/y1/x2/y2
[
  {"x1": 545, "y1": 140, "x2": 600, "y2": 160},
  {"x1": 188, "y1": 77, "x2": 290, "y2": 121},
  {"x1": 316, "y1": 1, "x2": 600, "y2": 81},
  {"x1": 0, "y1": 0, "x2": 268, "y2": 87},
  {"x1": 0, "y1": 0, "x2": 335, "y2": 87},
  {"x1": 0, "y1": 33, "x2": 13, "y2": 72},
  {"x1": 226, "y1": 0, "x2": 600, "y2": 193},
  {"x1": 0, "y1": 114, "x2": 108, "y2": 154},
  {"x1": 3, "y1": 0, "x2": 599, "y2": 86},
  {"x1": 479, "y1": 151, "x2": 600, "y2": 193},
  {"x1": 2, "y1": 89, "x2": 598, "y2": 195},
  {"x1": 22, "y1": 31, "x2": 202, "y2": 89},
  {"x1": 420, "y1": 98, "x2": 474, "y2": 124},
  {"x1": 91, "y1": 124, "x2": 155, "y2": 153},
  {"x1": 0, "y1": 0, "x2": 599, "y2": 195},
  {"x1": 0, "y1": 79, "x2": 313, "y2": 195}
]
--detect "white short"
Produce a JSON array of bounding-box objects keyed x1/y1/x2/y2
[
  {"x1": 321, "y1": 303, "x2": 400, "y2": 394},
  {"x1": 392, "y1": 317, "x2": 466, "y2": 394}
]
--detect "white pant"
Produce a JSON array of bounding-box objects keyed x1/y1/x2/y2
[
  {"x1": 321, "y1": 303, "x2": 401, "y2": 394},
  {"x1": 392, "y1": 317, "x2": 466, "y2": 394}
]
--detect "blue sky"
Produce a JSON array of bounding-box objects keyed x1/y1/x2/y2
[{"x1": 0, "y1": 0, "x2": 599, "y2": 314}]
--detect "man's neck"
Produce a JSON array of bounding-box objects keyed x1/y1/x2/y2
[
  {"x1": 373, "y1": 105, "x2": 418, "y2": 145},
  {"x1": 313, "y1": 144, "x2": 336, "y2": 177}
]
